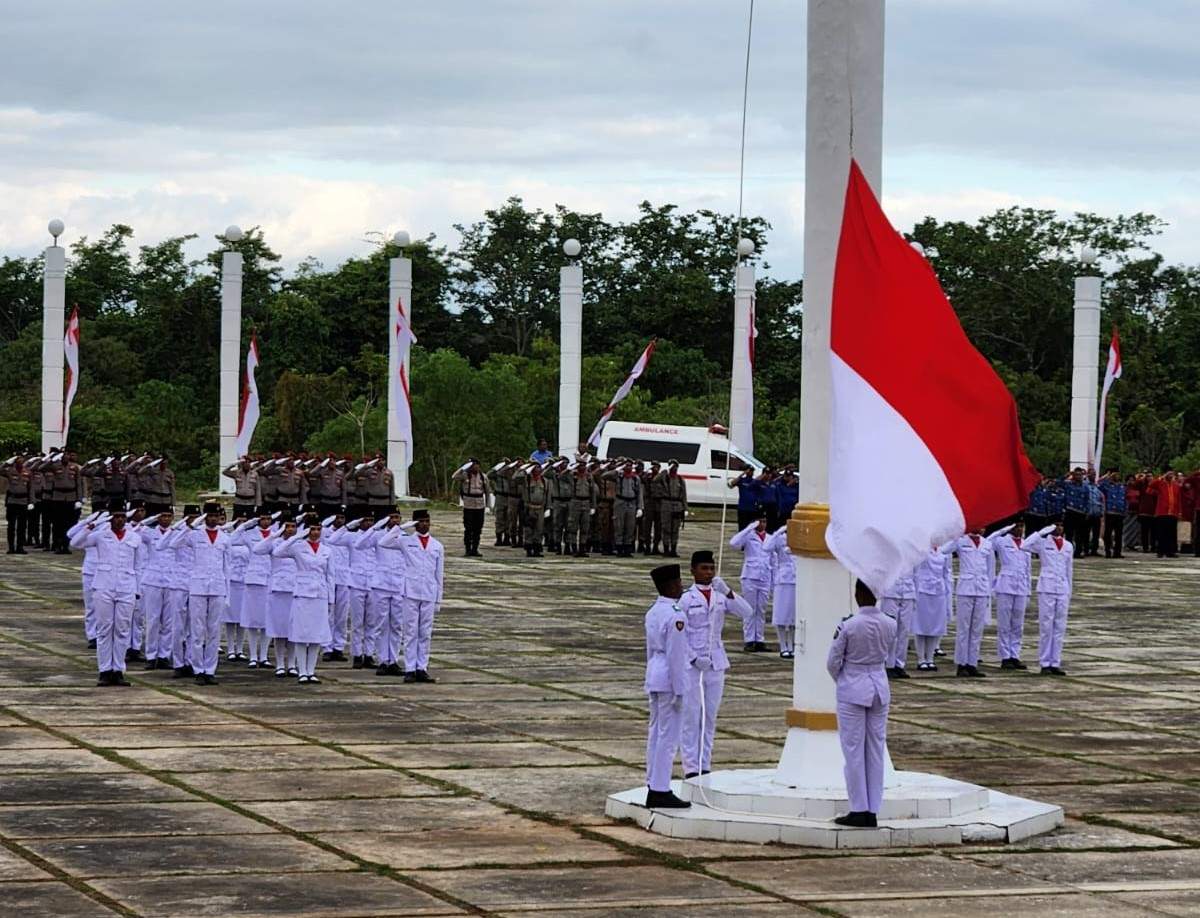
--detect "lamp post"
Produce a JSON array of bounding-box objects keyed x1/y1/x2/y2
[
  {"x1": 41, "y1": 219, "x2": 67, "y2": 453},
  {"x1": 1069, "y1": 247, "x2": 1101, "y2": 471},
  {"x1": 217, "y1": 225, "x2": 244, "y2": 492},
  {"x1": 388, "y1": 230, "x2": 413, "y2": 496},
  {"x1": 558, "y1": 238, "x2": 583, "y2": 456}
]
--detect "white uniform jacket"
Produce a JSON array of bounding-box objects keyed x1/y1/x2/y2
[
  {"x1": 70, "y1": 526, "x2": 144, "y2": 598},
  {"x1": 942, "y1": 535, "x2": 996, "y2": 597},
  {"x1": 644, "y1": 596, "x2": 689, "y2": 695},
  {"x1": 825, "y1": 606, "x2": 896, "y2": 707},
  {"x1": 358, "y1": 525, "x2": 407, "y2": 595},
  {"x1": 167, "y1": 526, "x2": 230, "y2": 597},
  {"x1": 324, "y1": 526, "x2": 375, "y2": 591},
  {"x1": 679, "y1": 583, "x2": 753, "y2": 673},
  {"x1": 764, "y1": 528, "x2": 795, "y2": 587},
  {"x1": 992, "y1": 533, "x2": 1032, "y2": 596},
  {"x1": 234, "y1": 525, "x2": 277, "y2": 586},
  {"x1": 278, "y1": 536, "x2": 336, "y2": 602},
  {"x1": 729, "y1": 522, "x2": 773, "y2": 584},
  {"x1": 139, "y1": 525, "x2": 178, "y2": 589},
  {"x1": 1021, "y1": 532, "x2": 1074, "y2": 596},
  {"x1": 915, "y1": 550, "x2": 952, "y2": 596},
  {"x1": 378, "y1": 528, "x2": 444, "y2": 604}
]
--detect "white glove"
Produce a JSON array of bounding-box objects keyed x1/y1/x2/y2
[
  {"x1": 711, "y1": 576, "x2": 732, "y2": 597},
  {"x1": 457, "y1": 498, "x2": 464, "y2": 508},
  {"x1": 671, "y1": 694, "x2": 684, "y2": 713},
  {"x1": 589, "y1": 508, "x2": 596, "y2": 516},
  {"x1": 544, "y1": 508, "x2": 552, "y2": 518},
  {"x1": 400, "y1": 520, "x2": 419, "y2": 530},
  {"x1": 346, "y1": 518, "x2": 364, "y2": 531},
  {"x1": 371, "y1": 517, "x2": 389, "y2": 531},
  {"x1": 26, "y1": 503, "x2": 34, "y2": 511},
  {"x1": 636, "y1": 508, "x2": 643, "y2": 518},
  {"x1": 694, "y1": 656, "x2": 713, "y2": 672},
  {"x1": 321, "y1": 514, "x2": 336, "y2": 527},
  {"x1": 1038, "y1": 525, "x2": 1055, "y2": 536},
  {"x1": 458, "y1": 461, "x2": 471, "y2": 474},
  {"x1": 74, "y1": 501, "x2": 82, "y2": 509}
]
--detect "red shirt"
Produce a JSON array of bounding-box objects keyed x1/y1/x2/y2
[
  {"x1": 206, "y1": 529, "x2": 218, "y2": 544},
  {"x1": 1146, "y1": 477, "x2": 1182, "y2": 518}
]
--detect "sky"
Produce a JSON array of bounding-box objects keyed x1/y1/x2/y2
[{"x1": 1, "y1": 0, "x2": 1197, "y2": 281}]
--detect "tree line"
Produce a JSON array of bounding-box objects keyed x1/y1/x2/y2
[{"x1": 0, "y1": 198, "x2": 1196, "y2": 497}]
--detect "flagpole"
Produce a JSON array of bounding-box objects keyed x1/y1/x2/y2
[
  {"x1": 41, "y1": 220, "x2": 67, "y2": 453},
  {"x1": 218, "y1": 225, "x2": 244, "y2": 493},
  {"x1": 388, "y1": 231, "x2": 413, "y2": 496},
  {"x1": 778, "y1": 0, "x2": 885, "y2": 790},
  {"x1": 1069, "y1": 247, "x2": 1101, "y2": 471}
]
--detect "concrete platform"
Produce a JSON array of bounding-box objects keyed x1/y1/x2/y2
[{"x1": 607, "y1": 768, "x2": 1064, "y2": 849}]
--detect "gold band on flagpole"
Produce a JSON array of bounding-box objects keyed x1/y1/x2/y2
[
  {"x1": 785, "y1": 708, "x2": 838, "y2": 731},
  {"x1": 787, "y1": 503, "x2": 834, "y2": 558}
]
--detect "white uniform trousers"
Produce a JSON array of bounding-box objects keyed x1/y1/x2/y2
[
  {"x1": 82, "y1": 572, "x2": 97, "y2": 641},
  {"x1": 372, "y1": 591, "x2": 403, "y2": 664},
  {"x1": 325, "y1": 584, "x2": 351, "y2": 651},
  {"x1": 130, "y1": 595, "x2": 145, "y2": 654},
  {"x1": 681, "y1": 667, "x2": 725, "y2": 775},
  {"x1": 881, "y1": 597, "x2": 914, "y2": 669},
  {"x1": 403, "y1": 597, "x2": 436, "y2": 673},
  {"x1": 954, "y1": 595, "x2": 990, "y2": 666},
  {"x1": 188, "y1": 594, "x2": 224, "y2": 676},
  {"x1": 141, "y1": 585, "x2": 175, "y2": 661},
  {"x1": 739, "y1": 579, "x2": 770, "y2": 643},
  {"x1": 646, "y1": 691, "x2": 682, "y2": 792},
  {"x1": 348, "y1": 588, "x2": 371, "y2": 657},
  {"x1": 994, "y1": 593, "x2": 1029, "y2": 661},
  {"x1": 1037, "y1": 593, "x2": 1070, "y2": 668},
  {"x1": 837, "y1": 696, "x2": 889, "y2": 813},
  {"x1": 93, "y1": 590, "x2": 134, "y2": 674},
  {"x1": 171, "y1": 590, "x2": 191, "y2": 668}
]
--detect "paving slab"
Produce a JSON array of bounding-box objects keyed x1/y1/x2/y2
[
  {"x1": 964, "y1": 848, "x2": 1200, "y2": 886},
  {"x1": 352, "y1": 740, "x2": 601, "y2": 768},
  {"x1": 1110, "y1": 890, "x2": 1200, "y2": 916},
  {"x1": 0, "y1": 844, "x2": 53, "y2": 879},
  {"x1": 0, "y1": 801, "x2": 276, "y2": 838},
  {"x1": 0, "y1": 772, "x2": 192, "y2": 805},
  {"x1": 0, "y1": 880, "x2": 119, "y2": 917},
  {"x1": 114, "y1": 742, "x2": 366, "y2": 773},
  {"x1": 811, "y1": 893, "x2": 1147, "y2": 915},
  {"x1": 179, "y1": 767, "x2": 451, "y2": 802}
]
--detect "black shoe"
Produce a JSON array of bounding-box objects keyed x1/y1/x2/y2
[
  {"x1": 969, "y1": 665, "x2": 986, "y2": 678},
  {"x1": 376, "y1": 663, "x2": 391, "y2": 675},
  {"x1": 97, "y1": 670, "x2": 113, "y2": 686},
  {"x1": 893, "y1": 667, "x2": 910, "y2": 679},
  {"x1": 403, "y1": 672, "x2": 417, "y2": 683},
  {"x1": 111, "y1": 672, "x2": 131, "y2": 687},
  {"x1": 143, "y1": 658, "x2": 158, "y2": 671},
  {"x1": 1011, "y1": 658, "x2": 1028, "y2": 670},
  {"x1": 416, "y1": 670, "x2": 436, "y2": 683},
  {"x1": 172, "y1": 667, "x2": 189, "y2": 679},
  {"x1": 933, "y1": 648, "x2": 945, "y2": 657},
  {"x1": 14, "y1": 548, "x2": 26, "y2": 554},
  {"x1": 204, "y1": 674, "x2": 218, "y2": 685},
  {"x1": 645, "y1": 789, "x2": 691, "y2": 809},
  {"x1": 683, "y1": 771, "x2": 700, "y2": 779},
  {"x1": 744, "y1": 642, "x2": 756, "y2": 653},
  {"x1": 999, "y1": 658, "x2": 1015, "y2": 670},
  {"x1": 362, "y1": 656, "x2": 377, "y2": 668},
  {"x1": 126, "y1": 648, "x2": 144, "y2": 662},
  {"x1": 88, "y1": 639, "x2": 97, "y2": 649},
  {"x1": 886, "y1": 666, "x2": 898, "y2": 679},
  {"x1": 956, "y1": 665, "x2": 971, "y2": 678},
  {"x1": 834, "y1": 811, "x2": 873, "y2": 828},
  {"x1": 1042, "y1": 666, "x2": 1066, "y2": 676},
  {"x1": 156, "y1": 658, "x2": 171, "y2": 670},
  {"x1": 651, "y1": 547, "x2": 661, "y2": 555},
  {"x1": 322, "y1": 651, "x2": 335, "y2": 662},
  {"x1": 195, "y1": 675, "x2": 207, "y2": 685},
  {"x1": 352, "y1": 655, "x2": 364, "y2": 669},
  {"x1": 754, "y1": 641, "x2": 769, "y2": 652}
]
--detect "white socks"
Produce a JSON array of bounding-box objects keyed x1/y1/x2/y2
[{"x1": 775, "y1": 626, "x2": 795, "y2": 654}]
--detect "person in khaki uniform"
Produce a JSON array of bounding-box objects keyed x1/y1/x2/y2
[
  {"x1": 518, "y1": 463, "x2": 551, "y2": 557},
  {"x1": 451, "y1": 458, "x2": 491, "y2": 557},
  {"x1": 223, "y1": 458, "x2": 263, "y2": 519},
  {"x1": 566, "y1": 463, "x2": 599, "y2": 558},
  {"x1": 657, "y1": 460, "x2": 688, "y2": 558},
  {"x1": 503, "y1": 461, "x2": 524, "y2": 548},
  {"x1": 486, "y1": 461, "x2": 509, "y2": 546},
  {"x1": 353, "y1": 460, "x2": 394, "y2": 517},
  {"x1": 605, "y1": 459, "x2": 645, "y2": 557},
  {"x1": 2, "y1": 456, "x2": 34, "y2": 554},
  {"x1": 48, "y1": 451, "x2": 84, "y2": 554},
  {"x1": 274, "y1": 458, "x2": 308, "y2": 514},
  {"x1": 647, "y1": 462, "x2": 669, "y2": 555},
  {"x1": 637, "y1": 462, "x2": 657, "y2": 555},
  {"x1": 596, "y1": 461, "x2": 618, "y2": 555},
  {"x1": 304, "y1": 456, "x2": 346, "y2": 518}
]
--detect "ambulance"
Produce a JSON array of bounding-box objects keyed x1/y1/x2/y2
[{"x1": 594, "y1": 421, "x2": 764, "y2": 505}]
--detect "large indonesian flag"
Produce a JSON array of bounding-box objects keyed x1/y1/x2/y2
[
  {"x1": 826, "y1": 161, "x2": 1040, "y2": 591},
  {"x1": 587, "y1": 339, "x2": 656, "y2": 447},
  {"x1": 235, "y1": 333, "x2": 261, "y2": 459},
  {"x1": 61, "y1": 305, "x2": 80, "y2": 441},
  {"x1": 1093, "y1": 327, "x2": 1121, "y2": 473}
]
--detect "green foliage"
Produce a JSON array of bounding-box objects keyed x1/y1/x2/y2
[{"x1": 0, "y1": 421, "x2": 38, "y2": 456}]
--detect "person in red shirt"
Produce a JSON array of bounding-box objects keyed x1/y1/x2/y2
[{"x1": 1145, "y1": 470, "x2": 1182, "y2": 558}]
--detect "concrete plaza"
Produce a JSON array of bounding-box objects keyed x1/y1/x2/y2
[{"x1": 0, "y1": 511, "x2": 1197, "y2": 916}]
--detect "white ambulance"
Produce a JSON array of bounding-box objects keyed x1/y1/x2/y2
[{"x1": 594, "y1": 421, "x2": 764, "y2": 505}]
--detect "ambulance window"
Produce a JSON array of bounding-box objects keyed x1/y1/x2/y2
[
  {"x1": 607, "y1": 438, "x2": 699, "y2": 464},
  {"x1": 711, "y1": 450, "x2": 749, "y2": 471}
]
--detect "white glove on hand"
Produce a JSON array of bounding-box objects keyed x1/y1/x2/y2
[
  {"x1": 1039, "y1": 524, "x2": 1055, "y2": 536},
  {"x1": 589, "y1": 508, "x2": 596, "y2": 516},
  {"x1": 544, "y1": 508, "x2": 551, "y2": 518},
  {"x1": 711, "y1": 576, "x2": 732, "y2": 597},
  {"x1": 636, "y1": 508, "x2": 643, "y2": 518},
  {"x1": 74, "y1": 501, "x2": 82, "y2": 509},
  {"x1": 400, "y1": 520, "x2": 419, "y2": 530},
  {"x1": 26, "y1": 503, "x2": 34, "y2": 511},
  {"x1": 694, "y1": 656, "x2": 713, "y2": 672},
  {"x1": 671, "y1": 694, "x2": 684, "y2": 712}
]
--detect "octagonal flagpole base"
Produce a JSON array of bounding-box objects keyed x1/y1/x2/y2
[{"x1": 606, "y1": 768, "x2": 1063, "y2": 850}]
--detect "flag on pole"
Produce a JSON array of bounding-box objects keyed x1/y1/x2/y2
[
  {"x1": 1094, "y1": 327, "x2": 1121, "y2": 473},
  {"x1": 392, "y1": 295, "x2": 417, "y2": 468},
  {"x1": 61, "y1": 305, "x2": 80, "y2": 442},
  {"x1": 235, "y1": 333, "x2": 261, "y2": 458},
  {"x1": 587, "y1": 339, "x2": 657, "y2": 447},
  {"x1": 826, "y1": 160, "x2": 1040, "y2": 591}
]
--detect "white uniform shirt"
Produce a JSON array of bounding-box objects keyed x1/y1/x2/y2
[
  {"x1": 358, "y1": 525, "x2": 407, "y2": 595},
  {"x1": 1022, "y1": 533, "x2": 1074, "y2": 595},
  {"x1": 764, "y1": 528, "x2": 795, "y2": 587},
  {"x1": 826, "y1": 606, "x2": 896, "y2": 707},
  {"x1": 167, "y1": 526, "x2": 230, "y2": 597},
  {"x1": 915, "y1": 550, "x2": 952, "y2": 596},
  {"x1": 67, "y1": 517, "x2": 100, "y2": 577},
  {"x1": 70, "y1": 525, "x2": 143, "y2": 597},
  {"x1": 234, "y1": 525, "x2": 277, "y2": 586},
  {"x1": 883, "y1": 570, "x2": 917, "y2": 600},
  {"x1": 378, "y1": 528, "x2": 444, "y2": 604},
  {"x1": 324, "y1": 527, "x2": 375, "y2": 591},
  {"x1": 279, "y1": 536, "x2": 336, "y2": 601},
  {"x1": 644, "y1": 596, "x2": 689, "y2": 695},
  {"x1": 729, "y1": 522, "x2": 773, "y2": 584},
  {"x1": 679, "y1": 583, "x2": 753, "y2": 673},
  {"x1": 253, "y1": 532, "x2": 296, "y2": 593},
  {"x1": 139, "y1": 525, "x2": 178, "y2": 589},
  {"x1": 943, "y1": 535, "x2": 995, "y2": 597},
  {"x1": 992, "y1": 533, "x2": 1032, "y2": 596}
]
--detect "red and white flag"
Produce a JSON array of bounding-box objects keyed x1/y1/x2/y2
[
  {"x1": 235, "y1": 333, "x2": 261, "y2": 458},
  {"x1": 587, "y1": 339, "x2": 657, "y2": 447},
  {"x1": 826, "y1": 161, "x2": 1040, "y2": 591},
  {"x1": 392, "y1": 296, "x2": 417, "y2": 467},
  {"x1": 1094, "y1": 327, "x2": 1121, "y2": 473},
  {"x1": 61, "y1": 305, "x2": 80, "y2": 442}
]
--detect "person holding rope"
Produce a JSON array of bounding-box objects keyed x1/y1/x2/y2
[{"x1": 643, "y1": 563, "x2": 691, "y2": 809}]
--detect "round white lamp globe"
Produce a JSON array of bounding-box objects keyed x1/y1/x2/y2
[
  {"x1": 737, "y1": 237, "x2": 755, "y2": 257},
  {"x1": 1079, "y1": 246, "x2": 1098, "y2": 266},
  {"x1": 563, "y1": 238, "x2": 581, "y2": 258},
  {"x1": 392, "y1": 230, "x2": 411, "y2": 247},
  {"x1": 48, "y1": 219, "x2": 65, "y2": 241},
  {"x1": 224, "y1": 225, "x2": 244, "y2": 243}
]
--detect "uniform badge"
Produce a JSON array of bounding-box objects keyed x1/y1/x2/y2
[{"x1": 675, "y1": 620, "x2": 685, "y2": 631}]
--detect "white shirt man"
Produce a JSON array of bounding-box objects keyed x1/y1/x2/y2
[
  {"x1": 1021, "y1": 524, "x2": 1074, "y2": 675},
  {"x1": 990, "y1": 523, "x2": 1032, "y2": 669},
  {"x1": 729, "y1": 517, "x2": 773, "y2": 652},
  {"x1": 881, "y1": 570, "x2": 917, "y2": 678},
  {"x1": 325, "y1": 514, "x2": 380, "y2": 668},
  {"x1": 941, "y1": 531, "x2": 997, "y2": 677},
  {"x1": 358, "y1": 510, "x2": 408, "y2": 676},
  {"x1": 166, "y1": 503, "x2": 230, "y2": 684},
  {"x1": 643, "y1": 563, "x2": 690, "y2": 809},
  {"x1": 379, "y1": 510, "x2": 444, "y2": 682},
  {"x1": 70, "y1": 505, "x2": 143, "y2": 686},
  {"x1": 139, "y1": 512, "x2": 179, "y2": 670}
]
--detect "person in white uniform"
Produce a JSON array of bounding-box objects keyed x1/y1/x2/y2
[
  {"x1": 828, "y1": 580, "x2": 896, "y2": 829},
  {"x1": 166, "y1": 505, "x2": 201, "y2": 678},
  {"x1": 379, "y1": 509, "x2": 443, "y2": 682},
  {"x1": 942, "y1": 529, "x2": 996, "y2": 677},
  {"x1": 166, "y1": 501, "x2": 230, "y2": 685},
  {"x1": 881, "y1": 568, "x2": 917, "y2": 679},
  {"x1": 276, "y1": 514, "x2": 336, "y2": 684},
  {"x1": 321, "y1": 510, "x2": 352, "y2": 662},
  {"x1": 138, "y1": 509, "x2": 178, "y2": 670},
  {"x1": 324, "y1": 510, "x2": 379, "y2": 669},
  {"x1": 728, "y1": 513, "x2": 773, "y2": 652},
  {"x1": 223, "y1": 511, "x2": 249, "y2": 662},
  {"x1": 643, "y1": 563, "x2": 690, "y2": 809},
  {"x1": 358, "y1": 507, "x2": 408, "y2": 677},
  {"x1": 66, "y1": 511, "x2": 101, "y2": 649},
  {"x1": 70, "y1": 501, "x2": 143, "y2": 686},
  {"x1": 913, "y1": 548, "x2": 951, "y2": 671},
  {"x1": 990, "y1": 521, "x2": 1032, "y2": 670},
  {"x1": 255, "y1": 518, "x2": 298, "y2": 676},
  {"x1": 679, "y1": 549, "x2": 753, "y2": 778},
  {"x1": 1021, "y1": 522, "x2": 1074, "y2": 675},
  {"x1": 763, "y1": 526, "x2": 796, "y2": 658},
  {"x1": 233, "y1": 508, "x2": 276, "y2": 667}
]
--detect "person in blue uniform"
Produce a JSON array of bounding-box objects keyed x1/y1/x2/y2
[{"x1": 1098, "y1": 469, "x2": 1127, "y2": 558}]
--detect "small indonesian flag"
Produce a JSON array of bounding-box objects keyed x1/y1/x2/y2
[
  {"x1": 1094, "y1": 327, "x2": 1121, "y2": 473},
  {"x1": 392, "y1": 296, "x2": 416, "y2": 467},
  {"x1": 825, "y1": 161, "x2": 1040, "y2": 591},
  {"x1": 235, "y1": 333, "x2": 261, "y2": 458},
  {"x1": 62, "y1": 305, "x2": 80, "y2": 441},
  {"x1": 587, "y1": 339, "x2": 657, "y2": 447}
]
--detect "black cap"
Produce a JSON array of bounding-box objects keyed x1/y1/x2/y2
[
  {"x1": 690, "y1": 549, "x2": 715, "y2": 566},
  {"x1": 412, "y1": 509, "x2": 430, "y2": 521},
  {"x1": 202, "y1": 501, "x2": 221, "y2": 514},
  {"x1": 129, "y1": 499, "x2": 146, "y2": 510},
  {"x1": 303, "y1": 512, "x2": 320, "y2": 527},
  {"x1": 255, "y1": 505, "x2": 272, "y2": 517},
  {"x1": 106, "y1": 497, "x2": 126, "y2": 513},
  {"x1": 183, "y1": 504, "x2": 201, "y2": 516},
  {"x1": 650, "y1": 564, "x2": 680, "y2": 591}
]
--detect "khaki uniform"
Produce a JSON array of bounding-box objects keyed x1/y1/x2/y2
[
  {"x1": 305, "y1": 465, "x2": 346, "y2": 515},
  {"x1": 48, "y1": 461, "x2": 83, "y2": 552},
  {"x1": 355, "y1": 465, "x2": 394, "y2": 512},
  {"x1": 143, "y1": 465, "x2": 176, "y2": 513},
  {"x1": 3, "y1": 464, "x2": 34, "y2": 553},
  {"x1": 503, "y1": 466, "x2": 523, "y2": 546},
  {"x1": 607, "y1": 470, "x2": 644, "y2": 555},
  {"x1": 223, "y1": 465, "x2": 262, "y2": 515},
  {"x1": 274, "y1": 466, "x2": 307, "y2": 511},
  {"x1": 647, "y1": 472, "x2": 669, "y2": 554},
  {"x1": 657, "y1": 471, "x2": 688, "y2": 557},
  {"x1": 488, "y1": 468, "x2": 510, "y2": 545},
  {"x1": 520, "y1": 474, "x2": 551, "y2": 555},
  {"x1": 566, "y1": 473, "x2": 598, "y2": 556},
  {"x1": 596, "y1": 473, "x2": 617, "y2": 554},
  {"x1": 84, "y1": 464, "x2": 127, "y2": 511},
  {"x1": 451, "y1": 467, "x2": 491, "y2": 556},
  {"x1": 549, "y1": 468, "x2": 572, "y2": 554}
]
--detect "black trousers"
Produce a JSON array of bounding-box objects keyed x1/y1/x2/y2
[
  {"x1": 34, "y1": 502, "x2": 51, "y2": 548},
  {"x1": 50, "y1": 501, "x2": 78, "y2": 553},
  {"x1": 1103, "y1": 513, "x2": 1125, "y2": 557},
  {"x1": 1063, "y1": 510, "x2": 1088, "y2": 556},
  {"x1": 1138, "y1": 514, "x2": 1156, "y2": 553},
  {"x1": 462, "y1": 508, "x2": 484, "y2": 550},
  {"x1": 1086, "y1": 515, "x2": 1102, "y2": 555},
  {"x1": 1193, "y1": 511, "x2": 1200, "y2": 557},
  {"x1": 5, "y1": 504, "x2": 30, "y2": 552},
  {"x1": 1155, "y1": 516, "x2": 1178, "y2": 558}
]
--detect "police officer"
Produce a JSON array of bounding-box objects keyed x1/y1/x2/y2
[
  {"x1": 504, "y1": 461, "x2": 524, "y2": 548},
  {"x1": 657, "y1": 461, "x2": 688, "y2": 559},
  {"x1": 596, "y1": 460, "x2": 618, "y2": 555},
  {"x1": 352, "y1": 458, "x2": 393, "y2": 521},
  {"x1": 451, "y1": 459, "x2": 491, "y2": 557},
  {"x1": 2, "y1": 455, "x2": 34, "y2": 554},
  {"x1": 144, "y1": 456, "x2": 177, "y2": 514},
  {"x1": 222, "y1": 458, "x2": 263, "y2": 520},
  {"x1": 827, "y1": 580, "x2": 896, "y2": 828},
  {"x1": 274, "y1": 458, "x2": 308, "y2": 515},
  {"x1": 607, "y1": 459, "x2": 644, "y2": 557},
  {"x1": 566, "y1": 463, "x2": 598, "y2": 558},
  {"x1": 519, "y1": 463, "x2": 551, "y2": 557},
  {"x1": 1060, "y1": 468, "x2": 1090, "y2": 557},
  {"x1": 304, "y1": 455, "x2": 347, "y2": 519},
  {"x1": 547, "y1": 459, "x2": 572, "y2": 554},
  {"x1": 487, "y1": 461, "x2": 510, "y2": 547},
  {"x1": 1098, "y1": 469, "x2": 1127, "y2": 558},
  {"x1": 48, "y1": 450, "x2": 84, "y2": 554}
]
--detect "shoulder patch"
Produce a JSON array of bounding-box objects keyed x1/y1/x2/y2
[
  {"x1": 675, "y1": 620, "x2": 685, "y2": 631},
  {"x1": 839, "y1": 613, "x2": 853, "y2": 623}
]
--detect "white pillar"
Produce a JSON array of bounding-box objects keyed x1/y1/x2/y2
[
  {"x1": 558, "y1": 250, "x2": 583, "y2": 457},
  {"x1": 775, "y1": 0, "x2": 885, "y2": 790},
  {"x1": 729, "y1": 258, "x2": 755, "y2": 454},
  {"x1": 217, "y1": 243, "x2": 244, "y2": 493},
  {"x1": 388, "y1": 254, "x2": 413, "y2": 496},
  {"x1": 40, "y1": 238, "x2": 66, "y2": 453},
  {"x1": 1069, "y1": 274, "x2": 1102, "y2": 471}
]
